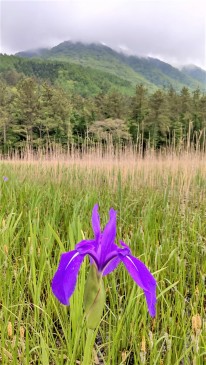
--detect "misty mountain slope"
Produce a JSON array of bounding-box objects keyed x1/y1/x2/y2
[
  {"x1": 38, "y1": 41, "x2": 155, "y2": 89},
  {"x1": 181, "y1": 65, "x2": 206, "y2": 85},
  {"x1": 0, "y1": 54, "x2": 139, "y2": 96},
  {"x1": 15, "y1": 41, "x2": 206, "y2": 91},
  {"x1": 123, "y1": 55, "x2": 200, "y2": 89}
]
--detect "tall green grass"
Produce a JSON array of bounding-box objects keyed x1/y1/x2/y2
[{"x1": 0, "y1": 157, "x2": 205, "y2": 364}]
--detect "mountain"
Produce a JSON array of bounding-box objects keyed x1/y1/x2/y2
[
  {"x1": 16, "y1": 42, "x2": 154, "y2": 90},
  {"x1": 15, "y1": 41, "x2": 206, "y2": 91},
  {"x1": 0, "y1": 54, "x2": 135, "y2": 96},
  {"x1": 16, "y1": 48, "x2": 49, "y2": 58},
  {"x1": 181, "y1": 65, "x2": 206, "y2": 85}
]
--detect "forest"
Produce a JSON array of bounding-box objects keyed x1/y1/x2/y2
[{"x1": 0, "y1": 54, "x2": 206, "y2": 153}]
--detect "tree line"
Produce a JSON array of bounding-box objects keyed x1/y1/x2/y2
[{"x1": 0, "y1": 75, "x2": 206, "y2": 153}]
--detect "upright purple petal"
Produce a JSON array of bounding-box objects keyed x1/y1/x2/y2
[
  {"x1": 92, "y1": 204, "x2": 101, "y2": 240},
  {"x1": 120, "y1": 254, "x2": 156, "y2": 316},
  {"x1": 52, "y1": 250, "x2": 86, "y2": 305},
  {"x1": 100, "y1": 208, "x2": 116, "y2": 266}
]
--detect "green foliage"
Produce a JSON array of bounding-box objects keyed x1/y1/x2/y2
[
  {"x1": 89, "y1": 118, "x2": 131, "y2": 143},
  {"x1": 83, "y1": 265, "x2": 105, "y2": 330}
]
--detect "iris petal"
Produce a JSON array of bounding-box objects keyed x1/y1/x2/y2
[
  {"x1": 100, "y1": 208, "x2": 116, "y2": 266},
  {"x1": 143, "y1": 288, "x2": 156, "y2": 318},
  {"x1": 75, "y1": 240, "x2": 96, "y2": 253},
  {"x1": 102, "y1": 256, "x2": 121, "y2": 276},
  {"x1": 120, "y1": 254, "x2": 156, "y2": 317},
  {"x1": 92, "y1": 204, "x2": 101, "y2": 240},
  {"x1": 52, "y1": 250, "x2": 86, "y2": 305}
]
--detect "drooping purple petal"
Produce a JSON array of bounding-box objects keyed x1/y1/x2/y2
[
  {"x1": 100, "y1": 208, "x2": 116, "y2": 266},
  {"x1": 120, "y1": 254, "x2": 156, "y2": 316},
  {"x1": 143, "y1": 287, "x2": 156, "y2": 318},
  {"x1": 52, "y1": 250, "x2": 86, "y2": 305},
  {"x1": 92, "y1": 204, "x2": 101, "y2": 240},
  {"x1": 102, "y1": 256, "x2": 121, "y2": 276},
  {"x1": 102, "y1": 241, "x2": 131, "y2": 276}
]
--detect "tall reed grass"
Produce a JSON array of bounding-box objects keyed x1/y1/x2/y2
[{"x1": 0, "y1": 149, "x2": 205, "y2": 364}]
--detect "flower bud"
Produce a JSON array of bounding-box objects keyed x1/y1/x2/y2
[{"x1": 83, "y1": 264, "x2": 105, "y2": 329}]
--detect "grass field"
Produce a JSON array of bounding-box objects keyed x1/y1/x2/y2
[{"x1": 0, "y1": 152, "x2": 205, "y2": 364}]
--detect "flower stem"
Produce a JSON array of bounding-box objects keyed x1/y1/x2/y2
[{"x1": 83, "y1": 328, "x2": 95, "y2": 365}]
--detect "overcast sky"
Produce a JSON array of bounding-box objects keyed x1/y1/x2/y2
[{"x1": 0, "y1": 0, "x2": 205, "y2": 69}]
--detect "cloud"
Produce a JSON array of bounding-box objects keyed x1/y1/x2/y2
[{"x1": 0, "y1": 0, "x2": 205, "y2": 68}]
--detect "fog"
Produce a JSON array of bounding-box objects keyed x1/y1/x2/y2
[{"x1": 0, "y1": 0, "x2": 205, "y2": 68}]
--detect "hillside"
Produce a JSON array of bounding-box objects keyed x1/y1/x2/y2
[
  {"x1": 0, "y1": 54, "x2": 136, "y2": 96},
  {"x1": 181, "y1": 65, "x2": 206, "y2": 85},
  {"x1": 16, "y1": 41, "x2": 206, "y2": 91},
  {"x1": 16, "y1": 42, "x2": 155, "y2": 91}
]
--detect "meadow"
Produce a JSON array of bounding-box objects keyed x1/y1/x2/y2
[{"x1": 0, "y1": 150, "x2": 205, "y2": 364}]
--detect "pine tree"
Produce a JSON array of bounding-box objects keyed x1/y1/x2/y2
[
  {"x1": 145, "y1": 89, "x2": 170, "y2": 148},
  {"x1": 11, "y1": 77, "x2": 40, "y2": 146},
  {"x1": 129, "y1": 84, "x2": 149, "y2": 143}
]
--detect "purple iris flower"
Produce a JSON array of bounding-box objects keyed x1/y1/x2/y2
[
  {"x1": 3, "y1": 176, "x2": 8, "y2": 181},
  {"x1": 52, "y1": 204, "x2": 156, "y2": 317}
]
